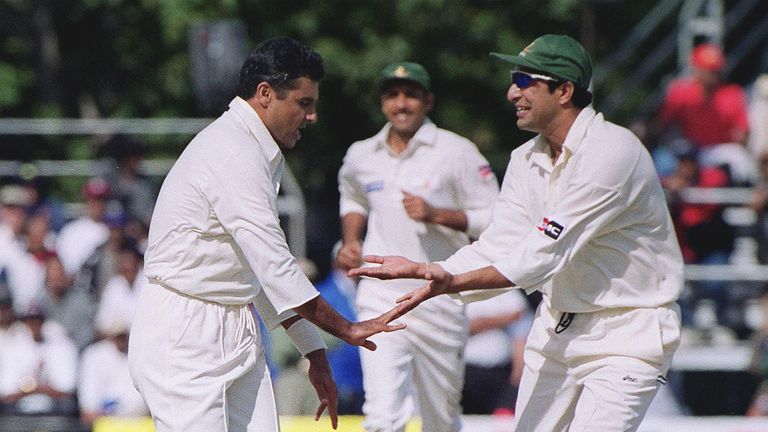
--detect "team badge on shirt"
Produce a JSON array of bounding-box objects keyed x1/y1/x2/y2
[
  {"x1": 477, "y1": 164, "x2": 494, "y2": 180},
  {"x1": 537, "y1": 217, "x2": 564, "y2": 240},
  {"x1": 365, "y1": 180, "x2": 385, "y2": 193}
]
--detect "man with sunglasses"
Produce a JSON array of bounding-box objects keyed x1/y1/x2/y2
[
  {"x1": 351, "y1": 35, "x2": 683, "y2": 431},
  {"x1": 337, "y1": 62, "x2": 500, "y2": 432}
]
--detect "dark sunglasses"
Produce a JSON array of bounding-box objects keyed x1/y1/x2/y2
[{"x1": 511, "y1": 71, "x2": 560, "y2": 89}]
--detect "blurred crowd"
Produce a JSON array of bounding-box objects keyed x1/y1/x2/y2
[
  {"x1": 0, "y1": 135, "x2": 156, "y2": 423},
  {"x1": 4, "y1": 42, "x2": 768, "y2": 427}
]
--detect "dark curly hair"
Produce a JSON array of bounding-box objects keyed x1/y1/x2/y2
[{"x1": 235, "y1": 37, "x2": 325, "y2": 100}]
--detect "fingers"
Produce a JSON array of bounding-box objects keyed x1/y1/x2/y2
[
  {"x1": 314, "y1": 399, "x2": 339, "y2": 430},
  {"x1": 361, "y1": 339, "x2": 377, "y2": 351},
  {"x1": 385, "y1": 322, "x2": 407, "y2": 332},
  {"x1": 363, "y1": 255, "x2": 384, "y2": 264},
  {"x1": 314, "y1": 400, "x2": 327, "y2": 421}
]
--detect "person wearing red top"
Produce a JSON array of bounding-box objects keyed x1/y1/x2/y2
[{"x1": 659, "y1": 43, "x2": 749, "y2": 149}]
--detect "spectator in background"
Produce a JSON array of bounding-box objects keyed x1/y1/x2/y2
[
  {"x1": 461, "y1": 290, "x2": 528, "y2": 415},
  {"x1": 25, "y1": 213, "x2": 57, "y2": 264},
  {"x1": 55, "y1": 177, "x2": 111, "y2": 277},
  {"x1": 0, "y1": 288, "x2": 21, "y2": 347},
  {"x1": 656, "y1": 42, "x2": 754, "y2": 185},
  {"x1": 102, "y1": 135, "x2": 157, "y2": 225},
  {"x1": 76, "y1": 213, "x2": 129, "y2": 301},
  {"x1": 78, "y1": 316, "x2": 148, "y2": 424},
  {"x1": 662, "y1": 146, "x2": 734, "y2": 327},
  {"x1": 748, "y1": 74, "x2": 768, "y2": 160},
  {"x1": 0, "y1": 304, "x2": 78, "y2": 416},
  {"x1": 0, "y1": 185, "x2": 47, "y2": 315},
  {"x1": 38, "y1": 255, "x2": 96, "y2": 350},
  {"x1": 94, "y1": 241, "x2": 145, "y2": 338},
  {"x1": 19, "y1": 177, "x2": 69, "y2": 233},
  {"x1": 750, "y1": 152, "x2": 768, "y2": 264}
]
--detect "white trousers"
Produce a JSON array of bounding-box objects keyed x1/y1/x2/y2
[
  {"x1": 128, "y1": 283, "x2": 278, "y2": 432},
  {"x1": 514, "y1": 299, "x2": 681, "y2": 432},
  {"x1": 356, "y1": 280, "x2": 467, "y2": 432}
]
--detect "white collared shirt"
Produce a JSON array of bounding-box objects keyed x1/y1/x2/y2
[
  {"x1": 143, "y1": 97, "x2": 318, "y2": 318},
  {"x1": 444, "y1": 106, "x2": 684, "y2": 312},
  {"x1": 338, "y1": 120, "x2": 499, "y2": 264}
]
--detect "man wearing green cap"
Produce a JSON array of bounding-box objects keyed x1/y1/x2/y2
[
  {"x1": 350, "y1": 35, "x2": 683, "y2": 431},
  {"x1": 336, "y1": 62, "x2": 500, "y2": 431}
]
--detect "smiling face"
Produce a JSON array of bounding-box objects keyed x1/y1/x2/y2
[
  {"x1": 259, "y1": 77, "x2": 319, "y2": 150},
  {"x1": 507, "y1": 71, "x2": 564, "y2": 134},
  {"x1": 380, "y1": 81, "x2": 433, "y2": 139}
]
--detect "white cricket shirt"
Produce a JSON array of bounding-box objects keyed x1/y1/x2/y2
[
  {"x1": 143, "y1": 97, "x2": 318, "y2": 316},
  {"x1": 444, "y1": 106, "x2": 684, "y2": 312},
  {"x1": 338, "y1": 120, "x2": 499, "y2": 263}
]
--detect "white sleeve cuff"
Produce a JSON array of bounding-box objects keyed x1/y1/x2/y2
[{"x1": 285, "y1": 318, "x2": 327, "y2": 356}]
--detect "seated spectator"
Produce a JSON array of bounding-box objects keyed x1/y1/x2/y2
[
  {"x1": 750, "y1": 152, "x2": 768, "y2": 264},
  {"x1": 55, "y1": 178, "x2": 111, "y2": 277},
  {"x1": 0, "y1": 185, "x2": 46, "y2": 315},
  {"x1": 38, "y1": 255, "x2": 97, "y2": 350},
  {"x1": 748, "y1": 74, "x2": 768, "y2": 160},
  {"x1": 76, "y1": 213, "x2": 128, "y2": 301},
  {"x1": 93, "y1": 241, "x2": 146, "y2": 338},
  {"x1": 78, "y1": 316, "x2": 148, "y2": 424},
  {"x1": 0, "y1": 304, "x2": 78, "y2": 416},
  {"x1": 101, "y1": 135, "x2": 157, "y2": 226},
  {"x1": 461, "y1": 290, "x2": 528, "y2": 415},
  {"x1": 19, "y1": 177, "x2": 69, "y2": 233},
  {"x1": 0, "y1": 287, "x2": 23, "y2": 346},
  {"x1": 655, "y1": 43, "x2": 755, "y2": 185},
  {"x1": 662, "y1": 147, "x2": 734, "y2": 326},
  {"x1": 25, "y1": 212, "x2": 57, "y2": 264}
]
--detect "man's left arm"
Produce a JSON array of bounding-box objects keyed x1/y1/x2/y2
[{"x1": 279, "y1": 315, "x2": 339, "y2": 429}]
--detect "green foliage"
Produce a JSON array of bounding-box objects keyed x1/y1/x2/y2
[{"x1": 0, "y1": 0, "x2": 680, "y2": 191}]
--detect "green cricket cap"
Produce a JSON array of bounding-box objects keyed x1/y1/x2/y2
[
  {"x1": 491, "y1": 34, "x2": 593, "y2": 89},
  {"x1": 380, "y1": 62, "x2": 431, "y2": 91}
]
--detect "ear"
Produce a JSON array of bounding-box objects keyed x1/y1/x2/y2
[
  {"x1": 255, "y1": 82, "x2": 273, "y2": 108},
  {"x1": 558, "y1": 82, "x2": 575, "y2": 105},
  {"x1": 425, "y1": 92, "x2": 435, "y2": 112}
]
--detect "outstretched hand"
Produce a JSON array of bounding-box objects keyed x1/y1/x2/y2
[
  {"x1": 345, "y1": 307, "x2": 407, "y2": 351},
  {"x1": 349, "y1": 255, "x2": 456, "y2": 324},
  {"x1": 348, "y1": 255, "x2": 423, "y2": 280}
]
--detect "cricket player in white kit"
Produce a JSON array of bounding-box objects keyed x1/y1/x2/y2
[
  {"x1": 337, "y1": 62, "x2": 500, "y2": 432},
  {"x1": 351, "y1": 35, "x2": 684, "y2": 432},
  {"x1": 128, "y1": 37, "x2": 405, "y2": 432}
]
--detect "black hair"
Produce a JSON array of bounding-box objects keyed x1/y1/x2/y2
[
  {"x1": 235, "y1": 37, "x2": 325, "y2": 100},
  {"x1": 546, "y1": 80, "x2": 593, "y2": 108}
]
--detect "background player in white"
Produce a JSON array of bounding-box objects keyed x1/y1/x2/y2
[
  {"x1": 337, "y1": 62, "x2": 500, "y2": 432},
  {"x1": 128, "y1": 37, "x2": 405, "y2": 432},
  {"x1": 352, "y1": 35, "x2": 684, "y2": 432}
]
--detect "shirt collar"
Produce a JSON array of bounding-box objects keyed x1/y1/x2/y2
[
  {"x1": 373, "y1": 118, "x2": 437, "y2": 155},
  {"x1": 229, "y1": 97, "x2": 283, "y2": 169},
  {"x1": 526, "y1": 105, "x2": 597, "y2": 167}
]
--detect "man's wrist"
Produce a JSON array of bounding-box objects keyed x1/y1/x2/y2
[{"x1": 285, "y1": 319, "x2": 327, "y2": 356}]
